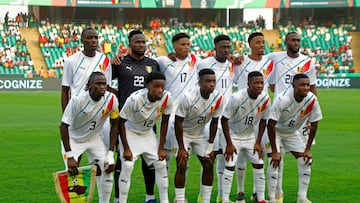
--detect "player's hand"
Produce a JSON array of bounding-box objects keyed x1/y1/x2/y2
[
  {"x1": 303, "y1": 149, "x2": 313, "y2": 165},
  {"x1": 270, "y1": 152, "x2": 281, "y2": 168},
  {"x1": 176, "y1": 148, "x2": 189, "y2": 168},
  {"x1": 224, "y1": 144, "x2": 236, "y2": 162},
  {"x1": 253, "y1": 142, "x2": 263, "y2": 160},
  {"x1": 228, "y1": 54, "x2": 243, "y2": 65},
  {"x1": 167, "y1": 52, "x2": 177, "y2": 62},
  {"x1": 158, "y1": 148, "x2": 167, "y2": 161},
  {"x1": 111, "y1": 53, "x2": 124, "y2": 65},
  {"x1": 123, "y1": 149, "x2": 133, "y2": 161},
  {"x1": 104, "y1": 163, "x2": 115, "y2": 173},
  {"x1": 67, "y1": 157, "x2": 79, "y2": 176}
]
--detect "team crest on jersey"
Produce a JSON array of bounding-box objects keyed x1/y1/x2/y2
[
  {"x1": 257, "y1": 97, "x2": 270, "y2": 116},
  {"x1": 299, "y1": 98, "x2": 316, "y2": 119},
  {"x1": 228, "y1": 63, "x2": 234, "y2": 78},
  {"x1": 263, "y1": 61, "x2": 274, "y2": 78},
  {"x1": 146, "y1": 66, "x2": 153, "y2": 73},
  {"x1": 297, "y1": 60, "x2": 311, "y2": 73},
  {"x1": 101, "y1": 108, "x2": 108, "y2": 117},
  {"x1": 210, "y1": 96, "x2": 223, "y2": 114}
]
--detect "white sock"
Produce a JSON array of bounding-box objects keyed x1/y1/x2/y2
[
  {"x1": 276, "y1": 149, "x2": 285, "y2": 193},
  {"x1": 145, "y1": 195, "x2": 155, "y2": 202},
  {"x1": 267, "y1": 157, "x2": 278, "y2": 201},
  {"x1": 297, "y1": 157, "x2": 311, "y2": 199},
  {"x1": 199, "y1": 167, "x2": 203, "y2": 197},
  {"x1": 217, "y1": 154, "x2": 225, "y2": 197},
  {"x1": 236, "y1": 162, "x2": 246, "y2": 194},
  {"x1": 175, "y1": 188, "x2": 185, "y2": 202},
  {"x1": 99, "y1": 170, "x2": 113, "y2": 203},
  {"x1": 114, "y1": 197, "x2": 119, "y2": 203},
  {"x1": 154, "y1": 160, "x2": 169, "y2": 202},
  {"x1": 253, "y1": 168, "x2": 265, "y2": 201},
  {"x1": 221, "y1": 169, "x2": 234, "y2": 202},
  {"x1": 96, "y1": 176, "x2": 103, "y2": 201},
  {"x1": 119, "y1": 160, "x2": 134, "y2": 203},
  {"x1": 201, "y1": 185, "x2": 213, "y2": 203}
]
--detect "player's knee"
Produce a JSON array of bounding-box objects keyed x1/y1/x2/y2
[
  {"x1": 201, "y1": 158, "x2": 214, "y2": 171},
  {"x1": 267, "y1": 165, "x2": 278, "y2": 180},
  {"x1": 154, "y1": 159, "x2": 167, "y2": 170},
  {"x1": 95, "y1": 164, "x2": 102, "y2": 176},
  {"x1": 236, "y1": 163, "x2": 246, "y2": 176},
  {"x1": 252, "y1": 163, "x2": 264, "y2": 169},
  {"x1": 297, "y1": 158, "x2": 311, "y2": 176}
]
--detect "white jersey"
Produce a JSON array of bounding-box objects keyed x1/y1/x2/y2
[
  {"x1": 120, "y1": 88, "x2": 174, "y2": 135},
  {"x1": 156, "y1": 54, "x2": 199, "y2": 107},
  {"x1": 223, "y1": 89, "x2": 271, "y2": 140},
  {"x1": 267, "y1": 51, "x2": 316, "y2": 96},
  {"x1": 62, "y1": 91, "x2": 119, "y2": 142},
  {"x1": 176, "y1": 88, "x2": 224, "y2": 133},
  {"x1": 62, "y1": 51, "x2": 112, "y2": 96},
  {"x1": 234, "y1": 55, "x2": 274, "y2": 93},
  {"x1": 197, "y1": 57, "x2": 237, "y2": 103},
  {"x1": 269, "y1": 89, "x2": 322, "y2": 135}
]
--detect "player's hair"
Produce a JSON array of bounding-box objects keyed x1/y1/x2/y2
[
  {"x1": 146, "y1": 71, "x2": 166, "y2": 84},
  {"x1": 285, "y1": 31, "x2": 298, "y2": 41},
  {"x1": 128, "y1": 30, "x2": 143, "y2": 42},
  {"x1": 85, "y1": 72, "x2": 105, "y2": 90},
  {"x1": 248, "y1": 71, "x2": 263, "y2": 81},
  {"x1": 293, "y1": 73, "x2": 308, "y2": 83},
  {"x1": 198, "y1": 68, "x2": 215, "y2": 79},
  {"x1": 248, "y1": 32, "x2": 264, "y2": 43},
  {"x1": 214, "y1": 34, "x2": 230, "y2": 45},
  {"x1": 172, "y1": 32, "x2": 190, "y2": 43},
  {"x1": 81, "y1": 27, "x2": 97, "y2": 39}
]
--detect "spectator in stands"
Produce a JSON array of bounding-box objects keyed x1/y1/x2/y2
[
  {"x1": 4, "y1": 12, "x2": 9, "y2": 26},
  {"x1": 270, "y1": 43, "x2": 276, "y2": 52},
  {"x1": 277, "y1": 36, "x2": 282, "y2": 50}
]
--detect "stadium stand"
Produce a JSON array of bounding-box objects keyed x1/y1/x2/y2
[
  {"x1": 0, "y1": 22, "x2": 35, "y2": 78},
  {"x1": 278, "y1": 24, "x2": 356, "y2": 75},
  {"x1": 37, "y1": 23, "x2": 158, "y2": 77},
  {"x1": 162, "y1": 26, "x2": 270, "y2": 58}
]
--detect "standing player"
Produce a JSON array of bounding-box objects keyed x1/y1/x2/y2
[
  {"x1": 196, "y1": 34, "x2": 239, "y2": 203},
  {"x1": 267, "y1": 74, "x2": 322, "y2": 203},
  {"x1": 174, "y1": 69, "x2": 225, "y2": 203},
  {"x1": 155, "y1": 32, "x2": 200, "y2": 171},
  {"x1": 60, "y1": 28, "x2": 113, "y2": 189},
  {"x1": 61, "y1": 27, "x2": 112, "y2": 112},
  {"x1": 266, "y1": 32, "x2": 317, "y2": 203},
  {"x1": 233, "y1": 32, "x2": 273, "y2": 203},
  {"x1": 118, "y1": 72, "x2": 173, "y2": 203},
  {"x1": 221, "y1": 71, "x2": 270, "y2": 203},
  {"x1": 60, "y1": 72, "x2": 119, "y2": 203},
  {"x1": 112, "y1": 29, "x2": 160, "y2": 203}
]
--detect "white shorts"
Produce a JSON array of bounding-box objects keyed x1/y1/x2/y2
[
  {"x1": 202, "y1": 121, "x2": 226, "y2": 152},
  {"x1": 265, "y1": 131, "x2": 306, "y2": 154},
  {"x1": 181, "y1": 131, "x2": 208, "y2": 157},
  {"x1": 99, "y1": 118, "x2": 110, "y2": 149},
  {"x1": 120, "y1": 129, "x2": 159, "y2": 166},
  {"x1": 164, "y1": 114, "x2": 178, "y2": 152},
  {"x1": 298, "y1": 120, "x2": 315, "y2": 144},
  {"x1": 225, "y1": 138, "x2": 264, "y2": 167},
  {"x1": 61, "y1": 135, "x2": 107, "y2": 169}
]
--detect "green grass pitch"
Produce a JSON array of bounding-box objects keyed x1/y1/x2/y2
[{"x1": 0, "y1": 89, "x2": 359, "y2": 203}]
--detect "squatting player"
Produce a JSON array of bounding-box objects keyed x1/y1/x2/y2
[{"x1": 267, "y1": 74, "x2": 322, "y2": 203}]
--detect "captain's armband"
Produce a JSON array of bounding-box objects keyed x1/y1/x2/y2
[{"x1": 110, "y1": 108, "x2": 119, "y2": 119}]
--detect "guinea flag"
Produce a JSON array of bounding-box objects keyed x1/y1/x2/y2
[{"x1": 53, "y1": 165, "x2": 97, "y2": 203}]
